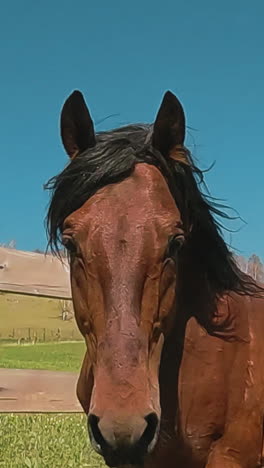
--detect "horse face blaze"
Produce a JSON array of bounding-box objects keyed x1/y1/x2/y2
[{"x1": 65, "y1": 165, "x2": 182, "y2": 462}]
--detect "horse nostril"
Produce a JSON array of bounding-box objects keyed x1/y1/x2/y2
[
  {"x1": 142, "y1": 412, "x2": 159, "y2": 450},
  {"x1": 88, "y1": 411, "x2": 159, "y2": 464},
  {"x1": 88, "y1": 414, "x2": 107, "y2": 455}
]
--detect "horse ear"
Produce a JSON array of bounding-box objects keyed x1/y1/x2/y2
[
  {"x1": 152, "y1": 91, "x2": 186, "y2": 157},
  {"x1": 60, "y1": 90, "x2": 96, "y2": 159}
]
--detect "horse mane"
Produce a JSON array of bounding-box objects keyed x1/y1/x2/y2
[{"x1": 45, "y1": 124, "x2": 264, "y2": 319}]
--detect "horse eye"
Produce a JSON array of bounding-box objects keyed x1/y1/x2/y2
[
  {"x1": 166, "y1": 234, "x2": 185, "y2": 259},
  {"x1": 62, "y1": 237, "x2": 77, "y2": 254}
]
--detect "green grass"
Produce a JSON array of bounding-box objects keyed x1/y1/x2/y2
[
  {"x1": 0, "y1": 341, "x2": 85, "y2": 372},
  {"x1": 0, "y1": 414, "x2": 106, "y2": 467}
]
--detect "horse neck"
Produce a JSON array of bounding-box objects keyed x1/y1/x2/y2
[{"x1": 158, "y1": 308, "x2": 188, "y2": 435}]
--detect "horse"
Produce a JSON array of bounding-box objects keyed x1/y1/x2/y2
[{"x1": 45, "y1": 90, "x2": 264, "y2": 468}]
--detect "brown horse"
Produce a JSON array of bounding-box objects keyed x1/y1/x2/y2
[{"x1": 46, "y1": 90, "x2": 264, "y2": 468}]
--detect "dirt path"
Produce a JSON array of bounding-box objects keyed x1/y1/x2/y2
[{"x1": 0, "y1": 368, "x2": 82, "y2": 412}]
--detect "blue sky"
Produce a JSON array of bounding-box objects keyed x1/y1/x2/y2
[{"x1": 0, "y1": 0, "x2": 263, "y2": 257}]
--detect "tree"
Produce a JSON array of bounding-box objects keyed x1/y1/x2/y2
[
  {"x1": 0, "y1": 240, "x2": 16, "y2": 249},
  {"x1": 234, "y1": 254, "x2": 248, "y2": 273},
  {"x1": 248, "y1": 254, "x2": 264, "y2": 282}
]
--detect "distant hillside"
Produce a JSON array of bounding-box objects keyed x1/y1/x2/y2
[{"x1": 0, "y1": 292, "x2": 81, "y2": 343}]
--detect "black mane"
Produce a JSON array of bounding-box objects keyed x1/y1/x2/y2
[{"x1": 45, "y1": 124, "x2": 263, "y2": 315}]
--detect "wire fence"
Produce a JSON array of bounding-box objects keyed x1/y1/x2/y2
[{"x1": 0, "y1": 327, "x2": 82, "y2": 344}]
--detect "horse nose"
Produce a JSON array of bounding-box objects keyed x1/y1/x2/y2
[{"x1": 88, "y1": 412, "x2": 159, "y2": 465}]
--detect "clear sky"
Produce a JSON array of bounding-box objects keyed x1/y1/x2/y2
[{"x1": 0, "y1": 1, "x2": 263, "y2": 257}]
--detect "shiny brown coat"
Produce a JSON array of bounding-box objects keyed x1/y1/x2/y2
[{"x1": 46, "y1": 89, "x2": 264, "y2": 468}]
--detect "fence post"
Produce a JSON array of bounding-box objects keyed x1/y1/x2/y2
[{"x1": 43, "y1": 328, "x2": 46, "y2": 342}]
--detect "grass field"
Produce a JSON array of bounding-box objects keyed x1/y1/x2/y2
[
  {"x1": 0, "y1": 292, "x2": 81, "y2": 342},
  {"x1": 0, "y1": 414, "x2": 106, "y2": 467},
  {"x1": 0, "y1": 292, "x2": 86, "y2": 371},
  {"x1": 0, "y1": 341, "x2": 85, "y2": 372},
  {"x1": 0, "y1": 294, "x2": 104, "y2": 467}
]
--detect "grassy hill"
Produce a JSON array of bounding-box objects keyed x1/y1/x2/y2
[{"x1": 0, "y1": 292, "x2": 81, "y2": 343}]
